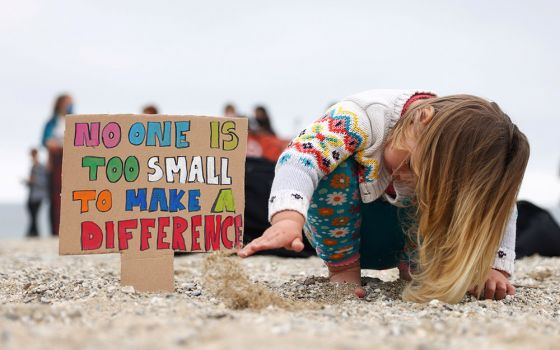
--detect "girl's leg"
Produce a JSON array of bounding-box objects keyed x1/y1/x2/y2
[
  {"x1": 304, "y1": 158, "x2": 363, "y2": 282},
  {"x1": 305, "y1": 157, "x2": 418, "y2": 286},
  {"x1": 359, "y1": 202, "x2": 417, "y2": 277}
]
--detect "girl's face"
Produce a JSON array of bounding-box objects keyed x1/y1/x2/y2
[
  {"x1": 383, "y1": 142, "x2": 416, "y2": 184},
  {"x1": 384, "y1": 103, "x2": 434, "y2": 184}
]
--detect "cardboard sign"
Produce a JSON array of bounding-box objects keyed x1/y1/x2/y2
[{"x1": 59, "y1": 115, "x2": 248, "y2": 292}]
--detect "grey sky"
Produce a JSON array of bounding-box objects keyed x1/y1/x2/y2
[{"x1": 1, "y1": 0, "x2": 559, "y2": 205}]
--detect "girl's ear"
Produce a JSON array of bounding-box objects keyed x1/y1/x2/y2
[{"x1": 416, "y1": 106, "x2": 435, "y2": 126}]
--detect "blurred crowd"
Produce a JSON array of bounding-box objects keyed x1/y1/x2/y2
[{"x1": 25, "y1": 94, "x2": 289, "y2": 237}]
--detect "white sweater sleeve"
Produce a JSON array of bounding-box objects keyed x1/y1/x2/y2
[
  {"x1": 268, "y1": 101, "x2": 378, "y2": 221},
  {"x1": 491, "y1": 206, "x2": 517, "y2": 275}
]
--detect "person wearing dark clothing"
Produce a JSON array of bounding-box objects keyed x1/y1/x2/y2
[
  {"x1": 516, "y1": 200, "x2": 560, "y2": 258},
  {"x1": 41, "y1": 94, "x2": 74, "y2": 235},
  {"x1": 25, "y1": 149, "x2": 48, "y2": 237},
  {"x1": 253, "y1": 106, "x2": 276, "y2": 136}
]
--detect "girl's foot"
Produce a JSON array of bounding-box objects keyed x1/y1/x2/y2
[
  {"x1": 327, "y1": 260, "x2": 366, "y2": 298},
  {"x1": 398, "y1": 262, "x2": 412, "y2": 281}
]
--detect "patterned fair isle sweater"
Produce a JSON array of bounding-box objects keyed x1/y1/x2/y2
[{"x1": 269, "y1": 89, "x2": 516, "y2": 275}]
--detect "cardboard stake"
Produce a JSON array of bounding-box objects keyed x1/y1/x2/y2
[{"x1": 121, "y1": 251, "x2": 175, "y2": 292}]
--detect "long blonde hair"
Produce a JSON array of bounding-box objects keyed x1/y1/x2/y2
[{"x1": 390, "y1": 95, "x2": 530, "y2": 304}]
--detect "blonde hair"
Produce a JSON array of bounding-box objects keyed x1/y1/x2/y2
[{"x1": 390, "y1": 95, "x2": 529, "y2": 304}]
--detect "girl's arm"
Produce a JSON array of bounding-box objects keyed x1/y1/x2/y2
[
  {"x1": 268, "y1": 101, "x2": 377, "y2": 222},
  {"x1": 492, "y1": 206, "x2": 517, "y2": 276},
  {"x1": 239, "y1": 101, "x2": 379, "y2": 257}
]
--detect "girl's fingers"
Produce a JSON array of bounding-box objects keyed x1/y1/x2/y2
[
  {"x1": 238, "y1": 225, "x2": 302, "y2": 257},
  {"x1": 238, "y1": 236, "x2": 269, "y2": 257},
  {"x1": 506, "y1": 283, "x2": 516, "y2": 296},
  {"x1": 263, "y1": 235, "x2": 289, "y2": 249},
  {"x1": 494, "y1": 281, "x2": 507, "y2": 300},
  {"x1": 288, "y1": 237, "x2": 304, "y2": 252},
  {"x1": 239, "y1": 234, "x2": 289, "y2": 257},
  {"x1": 237, "y1": 241, "x2": 258, "y2": 257},
  {"x1": 355, "y1": 286, "x2": 366, "y2": 299},
  {"x1": 252, "y1": 236, "x2": 278, "y2": 250},
  {"x1": 484, "y1": 280, "x2": 496, "y2": 300}
]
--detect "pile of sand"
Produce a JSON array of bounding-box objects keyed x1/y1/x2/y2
[
  {"x1": 201, "y1": 253, "x2": 360, "y2": 309},
  {"x1": 202, "y1": 253, "x2": 296, "y2": 309}
]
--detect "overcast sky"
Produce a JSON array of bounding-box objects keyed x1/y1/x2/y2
[{"x1": 1, "y1": 0, "x2": 559, "y2": 207}]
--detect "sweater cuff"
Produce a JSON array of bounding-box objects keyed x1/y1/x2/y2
[
  {"x1": 268, "y1": 190, "x2": 310, "y2": 223},
  {"x1": 492, "y1": 246, "x2": 515, "y2": 276},
  {"x1": 393, "y1": 90, "x2": 436, "y2": 118}
]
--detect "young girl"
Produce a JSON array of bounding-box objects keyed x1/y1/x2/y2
[{"x1": 238, "y1": 89, "x2": 529, "y2": 304}]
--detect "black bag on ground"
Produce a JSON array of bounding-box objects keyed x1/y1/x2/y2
[
  {"x1": 516, "y1": 200, "x2": 560, "y2": 258},
  {"x1": 244, "y1": 157, "x2": 315, "y2": 257}
]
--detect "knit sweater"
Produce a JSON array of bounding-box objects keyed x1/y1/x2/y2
[{"x1": 269, "y1": 89, "x2": 516, "y2": 274}]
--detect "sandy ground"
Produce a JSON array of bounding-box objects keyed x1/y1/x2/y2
[{"x1": 1, "y1": 239, "x2": 560, "y2": 350}]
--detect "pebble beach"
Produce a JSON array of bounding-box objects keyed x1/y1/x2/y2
[{"x1": 1, "y1": 238, "x2": 560, "y2": 350}]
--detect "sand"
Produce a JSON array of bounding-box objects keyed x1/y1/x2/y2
[{"x1": 1, "y1": 238, "x2": 560, "y2": 350}]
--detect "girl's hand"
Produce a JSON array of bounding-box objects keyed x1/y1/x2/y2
[
  {"x1": 470, "y1": 269, "x2": 515, "y2": 300},
  {"x1": 237, "y1": 211, "x2": 305, "y2": 258}
]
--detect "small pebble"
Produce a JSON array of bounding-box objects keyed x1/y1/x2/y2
[
  {"x1": 121, "y1": 286, "x2": 135, "y2": 294},
  {"x1": 181, "y1": 282, "x2": 196, "y2": 290}
]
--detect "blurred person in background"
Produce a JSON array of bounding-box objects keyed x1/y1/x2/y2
[
  {"x1": 41, "y1": 94, "x2": 74, "y2": 236},
  {"x1": 254, "y1": 105, "x2": 277, "y2": 136},
  {"x1": 223, "y1": 103, "x2": 237, "y2": 118},
  {"x1": 24, "y1": 148, "x2": 48, "y2": 237},
  {"x1": 142, "y1": 105, "x2": 159, "y2": 114},
  {"x1": 246, "y1": 105, "x2": 289, "y2": 162}
]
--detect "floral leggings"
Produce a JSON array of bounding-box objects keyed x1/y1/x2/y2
[{"x1": 304, "y1": 157, "x2": 417, "y2": 271}]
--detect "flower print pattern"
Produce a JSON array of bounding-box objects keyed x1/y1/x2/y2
[
  {"x1": 331, "y1": 173, "x2": 350, "y2": 189},
  {"x1": 332, "y1": 217, "x2": 350, "y2": 226},
  {"x1": 326, "y1": 192, "x2": 347, "y2": 206},
  {"x1": 328, "y1": 227, "x2": 350, "y2": 237}
]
